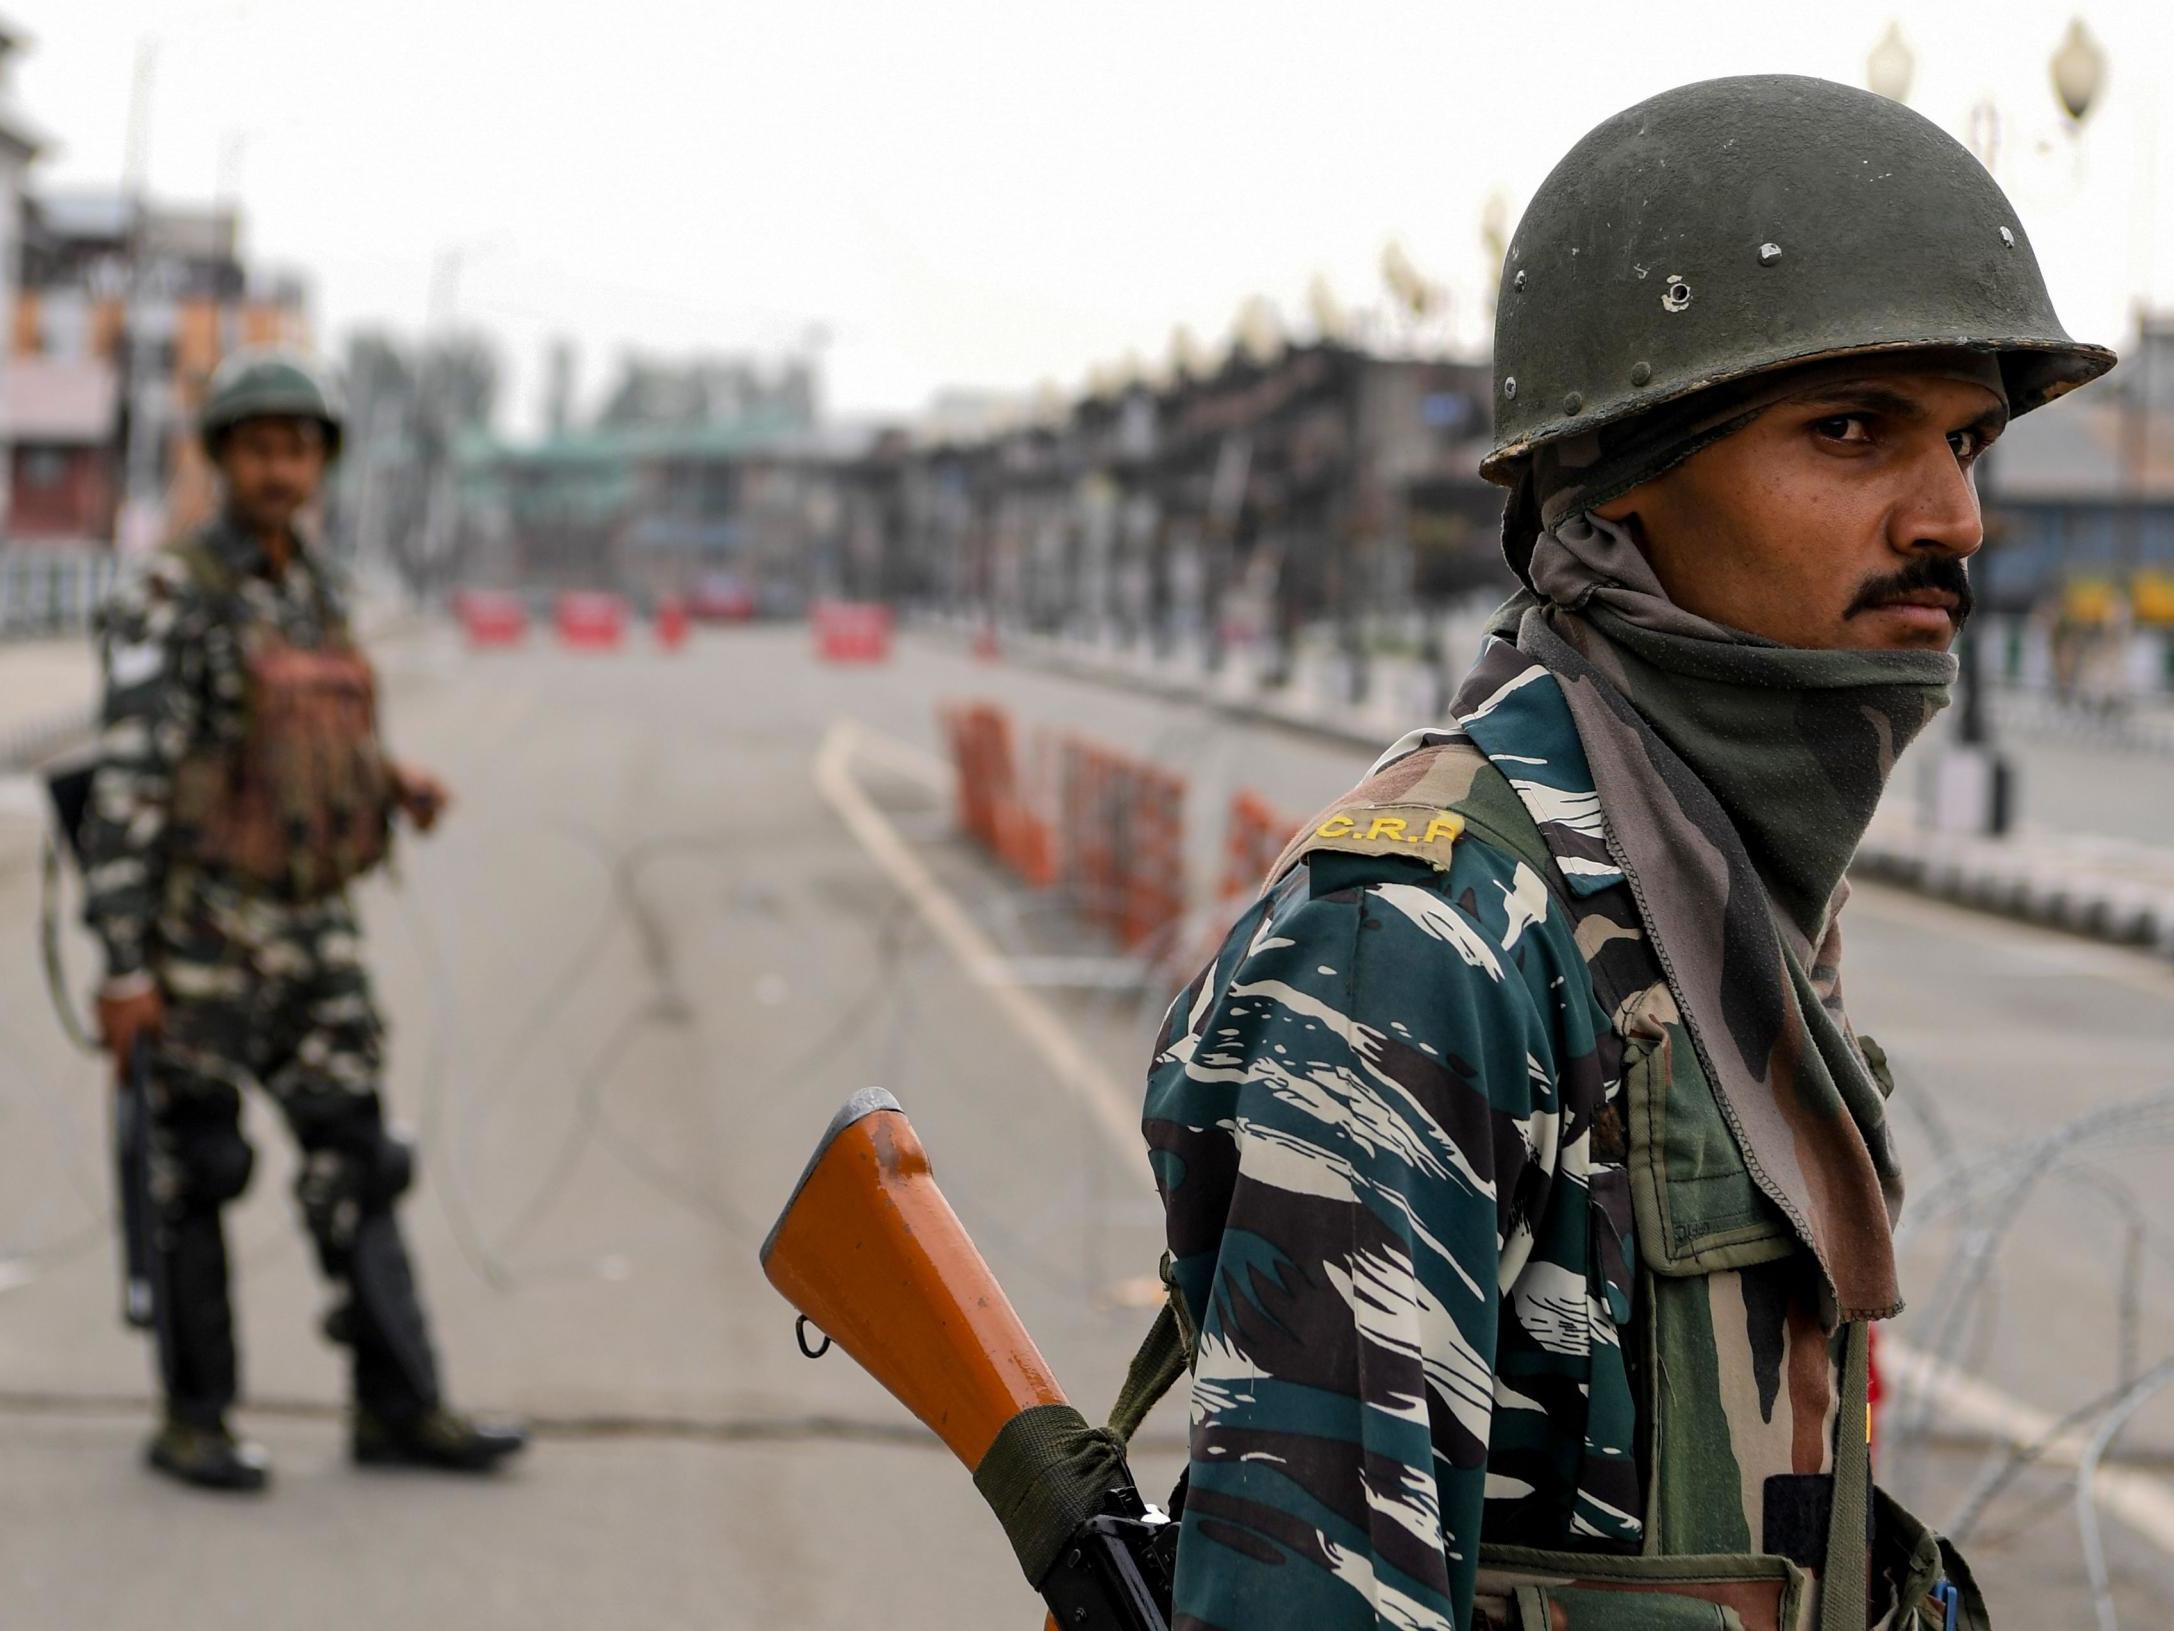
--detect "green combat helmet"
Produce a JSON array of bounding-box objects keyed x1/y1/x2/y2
[
  {"x1": 1482, "y1": 73, "x2": 2115, "y2": 569},
  {"x1": 199, "y1": 348, "x2": 346, "y2": 460}
]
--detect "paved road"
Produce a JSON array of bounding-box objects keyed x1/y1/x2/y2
[{"x1": 0, "y1": 623, "x2": 2165, "y2": 1627}]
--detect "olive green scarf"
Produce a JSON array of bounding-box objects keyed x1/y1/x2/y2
[{"x1": 1513, "y1": 514, "x2": 1953, "y2": 1320}]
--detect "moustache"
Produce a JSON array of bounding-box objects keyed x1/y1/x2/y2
[{"x1": 1842, "y1": 555, "x2": 1975, "y2": 626}]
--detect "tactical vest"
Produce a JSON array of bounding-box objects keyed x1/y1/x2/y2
[
  {"x1": 1247, "y1": 739, "x2": 1985, "y2": 1631},
  {"x1": 164, "y1": 538, "x2": 393, "y2": 902}
]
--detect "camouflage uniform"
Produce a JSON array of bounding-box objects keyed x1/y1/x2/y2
[
  {"x1": 1145, "y1": 635, "x2": 1967, "y2": 1631},
  {"x1": 83, "y1": 516, "x2": 440, "y2": 1429}
]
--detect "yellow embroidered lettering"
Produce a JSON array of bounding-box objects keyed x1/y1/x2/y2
[
  {"x1": 1366, "y1": 817, "x2": 1410, "y2": 843},
  {"x1": 1315, "y1": 814, "x2": 1356, "y2": 839},
  {"x1": 1421, "y1": 815, "x2": 1463, "y2": 846}
]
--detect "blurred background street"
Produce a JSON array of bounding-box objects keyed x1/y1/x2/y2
[{"x1": 0, "y1": 0, "x2": 2171, "y2": 1626}]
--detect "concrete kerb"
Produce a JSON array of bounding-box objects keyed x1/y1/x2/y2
[
  {"x1": 1858, "y1": 817, "x2": 2174, "y2": 952},
  {"x1": 930, "y1": 619, "x2": 2174, "y2": 968}
]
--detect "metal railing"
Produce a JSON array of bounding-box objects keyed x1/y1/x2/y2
[{"x1": 0, "y1": 548, "x2": 120, "y2": 641}]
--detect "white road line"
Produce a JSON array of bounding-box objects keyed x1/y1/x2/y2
[
  {"x1": 843, "y1": 727, "x2": 952, "y2": 793},
  {"x1": 817, "y1": 718, "x2": 2174, "y2": 1559},
  {"x1": 1882, "y1": 1336, "x2": 2174, "y2": 1553},
  {"x1": 811, "y1": 719, "x2": 1142, "y2": 1160}
]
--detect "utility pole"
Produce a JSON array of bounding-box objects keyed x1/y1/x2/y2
[
  {"x1": 111, "y1": 6, "x2": 263, "y2": 555},
  {"x1": 410, "y1": 245, "x2": 472, "y2": 603},
  {"x1": 113, "y1": 37, "x2": 164, "y2": 556}
]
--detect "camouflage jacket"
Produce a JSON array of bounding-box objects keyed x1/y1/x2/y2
[
  {"x1": 1143, "y1": 637, "x2": 1896, "y2": 1631},
  {"x1": 81, "y1": 518, "x2": 356, "y2": 981}
]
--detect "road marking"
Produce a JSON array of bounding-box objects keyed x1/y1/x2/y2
[
  {"x1": 844, "y1": 728, "x2": 951, "y2": 793},
  {"x1": 1882, "y1": 1336, "x2": 2174, "y2": 1553},
  {"x1": 817, "y1": 721, "x2": 2174, "y2": 1557},
  {"x1": 811, "y1": 719, "x2": 1142, "y2": 1160}
]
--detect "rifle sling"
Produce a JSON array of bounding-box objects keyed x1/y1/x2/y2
[{"x1": 972, "y1": 1403, "x2": 1131, "y2": 1588}]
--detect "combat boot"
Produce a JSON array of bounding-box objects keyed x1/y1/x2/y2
[
  {"x1": 351, "y1": 1405, "x2": 528, "y2": 1472},
  {"x1": 145, "y1": 1417, "x2": 271, "y2": 1492}
]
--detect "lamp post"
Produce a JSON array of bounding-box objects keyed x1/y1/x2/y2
[
  {"x1": 2051, "y1": 18, "x2": 2107, "y2": 126},
  {"x1": 1866, "y1": 22, "x2": 1914, "y2": 105},
  {"x1": 1951, "y1": 97, "x2": 2002, "y2": 820},
  {"x1": 1877, "y1": 17, "x2": 2104, "y2": 835}
]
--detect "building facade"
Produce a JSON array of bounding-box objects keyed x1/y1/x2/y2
[{"x1": 12, "y1": 190, "x2": 309, "y2": 550}]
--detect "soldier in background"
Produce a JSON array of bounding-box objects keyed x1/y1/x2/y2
[{"x1": 84, "y1": 350, "x2": 527, "y2": 1491}]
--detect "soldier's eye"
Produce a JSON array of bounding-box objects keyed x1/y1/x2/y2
[
  {"x1": 1811, "y1": 414, "x2": 1873, "y2": 445},
  {"x1": 1948, "y1": 428, "x2": 1988, "y2": 463}
]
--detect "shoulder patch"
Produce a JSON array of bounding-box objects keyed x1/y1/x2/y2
[
  {"x1": 1305, "y1": 806, "x2": 1464, "y2": 864},
  {"x1": 1261, "y1": 739, "x2": 1492, "y2": 894}
]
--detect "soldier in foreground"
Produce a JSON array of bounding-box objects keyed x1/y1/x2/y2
[
  {"x1": 1144, "y1": 78, "x2": 2109, "y2": 1629},
  {"x1": 84, "y1": 351, "x2": 527, "y2": 1491}
]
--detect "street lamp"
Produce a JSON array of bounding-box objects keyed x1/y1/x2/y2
[
  {"x1": 1234, "y1": 296, "x2": 1284, "y2": 368},
  {"x1": 1307, "y1": 274, "x2": 1348, "y2": 347},
  {"x1": 1909, "y1": 20, "x2": 2110, "y2": 836},
  {"x1": 2051, "y1": 18, "x2": 2106, "y2": 126},
  {"x1": 1866, "y1": 21, "x2": 1915, "y2": 105}
]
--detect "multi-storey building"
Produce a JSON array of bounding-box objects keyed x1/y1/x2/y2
[{"x1": 11, "y1": 190, "x2": 308, "y2": 547}]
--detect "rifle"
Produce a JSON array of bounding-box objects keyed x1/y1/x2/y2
[
  {"x1": 761, "y1": 1089, "x2": 1178, "y2": 1631},
  {"x1": 114, "y1": 1039, "x2": 159, "y2": 1330},
  {"x1": 42, "y1": 756, "x2": 160, "y2": 1332}
]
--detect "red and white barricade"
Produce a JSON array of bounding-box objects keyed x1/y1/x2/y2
[
  {"x1": 556, "y1": 592, "x2": 628, "y2": 651},
  {"x1": 814, "y1": 601, "x2": 894, "y2": 663}
]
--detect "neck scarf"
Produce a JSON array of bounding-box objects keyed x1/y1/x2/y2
[{"x1": 1512, "y1": 514, "x2": 1952, "y2": 1320}]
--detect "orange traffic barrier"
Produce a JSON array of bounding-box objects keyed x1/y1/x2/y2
[
  {"x1": 654, "y1": 595, "x2": 690, "y2": 650},
  {"x1": 942, "y1": 702, "x2": 1015, "y2": 854},
  {"x1": 1220, "y1": 790, "x2": 1304, "y2": 902},
  {"x1": 555, "y1": 591, "x2": 628, "y2": 650},
  {"x1": 994, "y1": 728, "x2": 1057, "y2": 889},
  {"x1": 941, "y1": 704, "x2": 1191, "y2": 936},
  {"x1": 1057, "y1": 736, "x2": 1124, "y2": 934},
  {"x1": 1120, "y1": 765, "x2": 1187, "y2": 949},
  {"x1": 814, "y1": 600, "x2": 894, "y2": 663},
  {"x1": 455, "y1": 589, "x2": 528, "y2": 649},
  {"x1": 1053, "y1": 735, "x2": 1188, "y2": 945}
]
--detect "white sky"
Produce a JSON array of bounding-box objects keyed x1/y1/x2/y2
[{"x1": 12, "y1": 0, "x2": 2174, "y2": 432}]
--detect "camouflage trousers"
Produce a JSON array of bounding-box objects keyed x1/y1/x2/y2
[{"x1": 148, "y1": 873, "x2": 441, "y2": 1427}]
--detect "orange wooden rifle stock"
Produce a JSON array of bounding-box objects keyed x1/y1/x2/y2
[{"x1": 761, "y1": 1090, "x2": 1174, "y2": 1630}]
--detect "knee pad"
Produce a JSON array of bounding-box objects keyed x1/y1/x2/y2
[
  {"x1": 361, "y1": 1130, "x2": 415, "y2": 1207},
  {"x1": 184, "y1": 1132, "x2": 256, "y2": 1206},
  {"x1": 296, "y1": 1129, "x2": 414, "y2": 1240}
]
